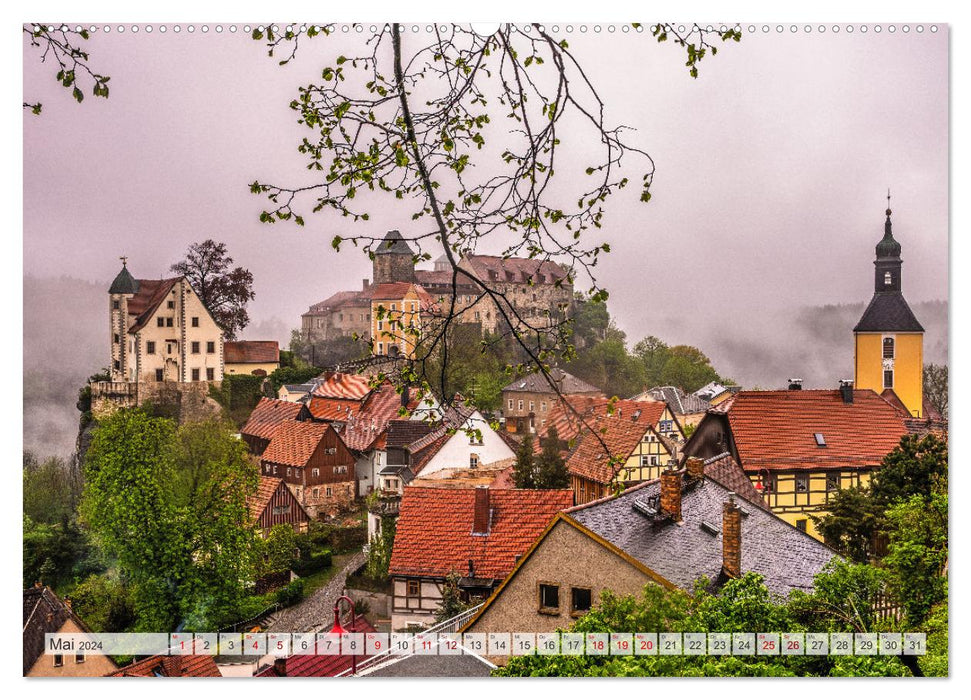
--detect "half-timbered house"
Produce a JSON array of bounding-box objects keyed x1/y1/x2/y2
[{"x1": 248, "y1": 476, "x2": 310, "y2": 535}]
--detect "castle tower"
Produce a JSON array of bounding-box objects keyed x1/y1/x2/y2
[
  {"x1": 108, "y1": 257, "x2": 139, "y2": 381},
  {"x1": 853, "y1": 201, "x2": 924, "y2": 416},
  {"x1": 372, "y1": 230, "x2": 416, "y2": 284}
]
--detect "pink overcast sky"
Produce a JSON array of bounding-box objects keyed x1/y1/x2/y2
[{"x1": 23, "y1": 24, "x2": 948, "y2": 348}]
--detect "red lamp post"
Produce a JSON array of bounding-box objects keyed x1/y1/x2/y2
[{"x1": 330, "y1": 595, "x2": 356, "y2": 675}]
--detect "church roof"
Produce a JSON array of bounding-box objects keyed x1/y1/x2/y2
[
  {"x1": 374, "y1": 229, "x2": 415, "y2": 256},
  {"x1": 854, "y1": 292, "x2": 924, "y2": 333},
  {"x1": 108, "y1": 263, "x2": 139, "y2": 294}
]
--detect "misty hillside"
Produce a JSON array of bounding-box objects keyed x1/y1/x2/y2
[{"x1": 22, "y1": 275, "x2": 948, "y2": 461}]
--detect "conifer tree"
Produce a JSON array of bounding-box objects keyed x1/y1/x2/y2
[
  {"x1": 536, "y1": 426, "x2": 570, "y2": 489},
  {"x1": 512, "y1": 431, "x2": 536, "y2": 489}
]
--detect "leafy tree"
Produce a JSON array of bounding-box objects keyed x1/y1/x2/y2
[
  {"x1": 433, "y1": 571, "x2": 479, "y2": 624},
  {"x1": 300, "y1": 334, "x2": 370, "y2": 370},
  {"x1": 870, "y1": 433, "x2": 947, "y2": 506},
  {"x1": 364, "y1": 515, "x2": 396, "y2": 583},
  {"x1": 23, "y1": 514, "x2": 106, "y2": 590},
  {"x1": 82, "y1": 410, "x2": 261, "y2": 631},
  {"x1": 919, "y1": 600, "x2": 948, "y2": 677},
  {"x1": 632, "y1": 335, "x2": 670, "y2": 388},
  {"x1": 788, "y1": 560, "x2": 890, "y2": 633},
  {"x1": 69, "y1": 574, "x2": 136, "y2": 633},
  {"x1": 512, "y1": 431, "x2": 537, "y2": 489},
  {"x1": 569, "y1": 294, "x2": 611, "y2": 350},
  {"x1": 922, "y1": 363, "x2": 948, "y2": 420},
  {"x1": 268, "y1": 364, "x2": 322, "y2": 392},
  {"x1": 812, "y1": 487, "x2": 888, "y2": 563},
  {"x1": 170, "y1": 240, "x2": 255, "y2": 340},
  {"x1": 259, "y1": 524, "x2": 299, "y2": 576},
  {"x1": 23, "y1": 452, "x2": 81, "y2": 524},
  {"x1": 660, "y1": 345, "x2": 721, "y2": 394},
  {"x1": 883, "y1": 492, "x2": 947, "y2": 626},
  {"x1": 23, "y1": 24, "x2": 110, "y2": 114},
  {"x1": 566, "y1": 336, "x2": 646, "y2": 399},
  {"x1": 535, "y1": 426, "x2": 570, "y2": 489}
]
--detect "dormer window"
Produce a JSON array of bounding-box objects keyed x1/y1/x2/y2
[{"x1": 884, "y1": 271, "x2": 892, "y2": 286}]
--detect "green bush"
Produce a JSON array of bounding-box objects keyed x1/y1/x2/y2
[
  {"x1": 292, "y1": 550, "x2": 332, "y2": 577},
  {"x1": 274, "y1": 579, "x2": 305, "y2": 607}
]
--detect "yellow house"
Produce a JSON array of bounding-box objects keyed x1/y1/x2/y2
[
  {"x1": 369, "y1": 282, "x2": 435, "y2": 360},
  {"x1": 548, "y1": 399, "x2": 685, "y2": 505},
  {"x1": 224, "y1": 340, "x2": 280, "y2": 376},
  {"x1": 853, "y1": 207, "x2": 925, "y2": 417},
  {"x1": 682, "y1": 388, "x2": 911, "y2": 539}
]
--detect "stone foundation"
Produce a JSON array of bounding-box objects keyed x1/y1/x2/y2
[{"x1": 89, "y1": 380, "x2": 223, "y2": 423}]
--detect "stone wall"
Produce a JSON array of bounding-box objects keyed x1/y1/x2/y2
[
  {"x1": 346, "y1": 588, "x2": 391, "y2": 619},
  {"x1": 89, "y1": 380, "x2": 223, "y2": 423}
]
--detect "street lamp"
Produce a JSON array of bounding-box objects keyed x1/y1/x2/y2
[{"x1": 330, "y1": 595, "x2": 356, "y2": 675}]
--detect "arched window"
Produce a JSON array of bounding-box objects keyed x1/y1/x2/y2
[
  {"x1": 884, "y1": 271, "x2": 892, "y2": 286},
  {"x1": 883, "y1": 337, "x2": 895, "y2": 359}
]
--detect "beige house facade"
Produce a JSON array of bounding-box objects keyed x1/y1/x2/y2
[{"x1": 108, "y1": 262, "x2": 224, "y2": 384}]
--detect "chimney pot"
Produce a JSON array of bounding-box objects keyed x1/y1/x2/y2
[
  {"x1": 685, "y1": 457, "x2": 704, "y2": 481},
  {"x1": 472, "y1": 487, "x2": 490, "y2": 534},
  {"x1": 722, "y1": 492, "x2": 742, "y2": 579},
  {"x1": 659, "y1": 468, "x2": 682, "y2": 521}
]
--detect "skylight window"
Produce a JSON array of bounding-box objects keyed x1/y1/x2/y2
[{"x1": 814, "y1": 433, "x2": 826, "y2": 447}]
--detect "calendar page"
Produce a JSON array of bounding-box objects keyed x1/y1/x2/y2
[{"x1": 21, "y1": 7, "x2": 949, "y2": 686}]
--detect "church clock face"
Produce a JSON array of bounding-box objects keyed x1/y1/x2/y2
[{"x1": 882, "y1": 358, "x2": 894, "y2": 370}]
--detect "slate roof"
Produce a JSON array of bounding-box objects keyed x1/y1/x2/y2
[
  {"x1": 385, "y1": 419, "x2": 438, "y2": 448},
  {"x1": 241, "y1": 397, "x2": 305, "y2": 442},
  {"x1": 462, "y1": 254, "x2": 568, "y2": 285},
  {"x1": 702, "y1": 453, "x2": 767, "y2": 508},
  {"x1": 109, "y1": 655, "x2": 222, "y2": 677},
  {"x1": 566, "y1": 475, "x2": 838, "y2": 597},
  {"x1": 255, "y1": 615, "x2": 376, "y2": 677},
  {"x1": 640, "y1": 386, "x2": 711, "y2": 416},
  {"x1": 362, "y1": 651, "x2": 494, "y2": 677},
  {"x1": 224, "y1": 340, "x2": 279, "y2": 364},
  {"x1": 722, "y1": 389, "x2": 911, "y2": 472},
  {"x1": 23, "y1": 586, "x2": 97, "y2": 675},
  {"x1": 854, "y1": 292, "x2": 924, "y2": 332},
  {"x1": 262, "y1": 421, "x2": 333, "y2": 467},
  {"x1": 109, "y1": 263, "x2": 139, "y2": 294},
  {"x1": 558, "y1": 400, "x2": 670, "y2": 484},
  {"x1": 374, "y1": 229, "x2": 415, "y2": 256},
  {"x1": 502, "y1": 368, "x2": 602, "y2": 395},
  {"x1": 390, "y1": 487, "x2": 573, "y2": 579}
]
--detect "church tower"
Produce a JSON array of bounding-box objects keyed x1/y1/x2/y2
[
  {"x1": 853, "y1": 200, "x2": 924, "y2": 417},
  {"x1": 372, "y1": 230, "x2": 416, "y2": 285}
]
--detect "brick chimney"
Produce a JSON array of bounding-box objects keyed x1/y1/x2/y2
[
  {"x1": 273, "y1": 657, "x2": 287, "y2": 677},
  {"x1": 788, "y1": 378, "x2": 803, "y2": 391},
  {"x1": 363, "y1": 278, "x2": 370, "y2": 290},
  {"x1": 472, "y1": 487, "x2": 490, "y2": 534},
  {"x1": 722, "y1": 493, "x2": 742, "y2": 579},
  {"x1": 685, "y1": 457, "x2": 704, "y2": 481},
  {"x1": 839, "y1": 379, "x2": 854, "y2": 404},
  {"x1": 659, "y1": 468, "x2": 682, "y2": 521}
]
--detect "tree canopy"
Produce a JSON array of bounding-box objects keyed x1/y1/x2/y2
[{"x1": 171, "y1": 240, "x2": 256, "y2": 341}]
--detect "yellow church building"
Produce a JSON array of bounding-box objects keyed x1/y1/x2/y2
[{"x1": 853, "y1": 205, "x2": 925, "y2": 417}]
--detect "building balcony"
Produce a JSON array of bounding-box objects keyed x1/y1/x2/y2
[{"x1": 366, "y1": 490, "x2": 402, "y2": 516}]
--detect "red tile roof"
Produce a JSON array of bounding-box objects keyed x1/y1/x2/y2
[
  {"x1": 127, "y1": 277, "x2": 180, "y2": 332},
  {"x1": 462, "y1": 255, "x2": 568, "y2": 285},
  {"x1": 305, "y1": 289, "x2": 370, "y2": 314},
  {"x1": 701, "y1": 453, "x2": 768, "y2": 508},
  {"x1": 312, "y1": 372, "x2": 373, "y2": 401},
  {"x1": 224, "y1": 340, "x2": 279, "y2": 364},
  {"x1": 337, "y1": 382, "x2": 408, "y2": 451},
  {"x1": 308, "y1": 396, "x2": 361, "y2": 421},
  {"x1": 255, "y1": 616, "x2": 376, "y2": 677},
  {"x1": 108, "y1": 655, "x2": 221, "y2": 677},
  {"x1": 390, "y1": 487, "x2": 573, "y2": 579},
  {"x1": 725, "y1": 389, "x2": 910, "y2": 472},
  {"x1": 241, "y1": 397, "x2": 305, "y2": 442},
  {"x1": 262, "y1": 420, "x2": 333, "y2": 468}
]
